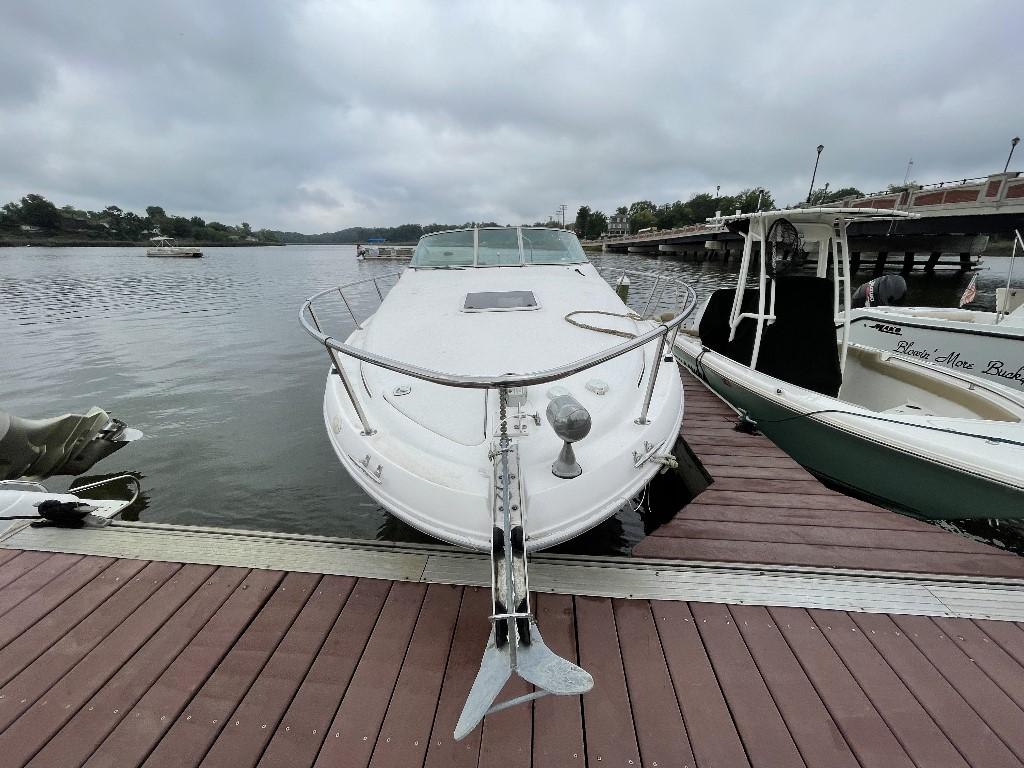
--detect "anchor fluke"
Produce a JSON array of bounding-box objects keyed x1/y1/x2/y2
[
  {"x1": 455, "y1": 410, "x2": 593, "y2": 740},
  {"x1": 454, "y1": 620, "x2": 592, "y2": 740}
]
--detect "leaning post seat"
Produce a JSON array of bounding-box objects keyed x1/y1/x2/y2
[
  {"x1": 757, "y1": 276, "x2": 842, "y2": 397},
  {"x1": 697, "y1": 287, "x2": 765, "y2": 367}
]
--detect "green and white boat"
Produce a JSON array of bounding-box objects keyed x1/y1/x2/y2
[{"x1": 674, "y1": 208, "x2": 1024, "y2": 520}]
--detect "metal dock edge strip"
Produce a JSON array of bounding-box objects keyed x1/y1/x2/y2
[{"x1": 2, "y1": 521, "x2": 1023, "y2": 622}]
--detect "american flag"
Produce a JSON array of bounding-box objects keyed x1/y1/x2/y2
[{"x1": 959, "y1": 274, "x2": 978, "y2": 307}]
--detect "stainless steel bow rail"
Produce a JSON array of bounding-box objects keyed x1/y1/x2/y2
[
  {"x1": 299, "y1": 269, "x2": 698, "y2": 433},
  {"x1": 299, "y1": 268, "x2": 698, "y2": 736}
]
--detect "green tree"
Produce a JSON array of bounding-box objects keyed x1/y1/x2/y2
[
  {"x1": 146, "y1": 206, "x2": 166, "y2": 219},
  {"x1": 683, "y1": 193, "x2": 722, "y2": 224},
  {"x1": 584, "y1": 210, "x2": 607, "y2": 240},
  {"x1": 734, "y1": 187, "x2": 775, "y2": 213},
  {"x1": 626, "y1": 200, "x2": 656, "y2": 233},
  {"x1": 19, "y1": 194, "x2": 61, "y2": 229},
  {"x1": 826, "y1": 186, "x2": 864, "y2": 202},
  {"x1": 574, "y1": 205, "x2": 591, "y2": 236}
]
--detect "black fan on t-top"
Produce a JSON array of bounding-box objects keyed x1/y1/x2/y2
[{"x1": 765, "y1": 218, "x2": 804, "y2": 277}]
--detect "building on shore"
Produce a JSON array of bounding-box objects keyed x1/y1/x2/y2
[{"x1": 607, "y1": 213, "x2": 627, "y2": 237}]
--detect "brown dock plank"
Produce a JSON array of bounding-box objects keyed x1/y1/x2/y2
[
  {"x1": 613, "y1": 598, "x2": 696, "y2": 768},
  {"x1": 768, "y1": 606, "x2": 916, "y2": 768},
  {"x1": 478, "y1": 670, "x2": 532, "y2": 768},
  {"x1": 665, "y1": 503, "x2": 936, "y2": 531},
  {"x1": 424, "y1": 586, "x2": 491, "y2": 768},
  {"x1": 82, "y1": 568, "x2": 284, "y2": 768},
  {"x1": 695, "y1": 489, "x2": 881, "y2": 513},
  {"x1": 0, "y1": 563, "x2": 216, "y2": 767},
  {"x1": 691, "y1": 602, "x2": 805, "y2": 767},
  {"x1": 650, "y1": 519, "x2": 998, "y2": 554},
  {"x1": 635, "y1": 368, "x2": 1024, "y2": 579},
  {"x1": 0, "y1": 553, "x2": 83, "y2": 618},
  {"x1": 191, "y1": 575, "x2": 354, "y2": 768},
  {"x1": 141, "y1": 571, "x2": 321, "y2": 768},
  {"x1": 256, "y1": 577, "x2": 390, "y2": 768},
  {"x1": 0, "y1": 555, "x2": 113, "y2": 648},
  {"x1": 0, "y1": 545, "x2": 1023, "y2": 767},
  {"x1": 0, "y1": 561, "x2": 183, "y2": 727},
  {"x1": 651, "y1": 600, "x2": 751, "y2": 767},
  {"x1": 805, "y1": 609, "x2": 969, "y2": 768},
  {"x1": 369, "y1": 583, "x2": 462, "y2": 768},
  {"x1": 851, "y1": 611, "x2": 1022, "y2": 768},
  {"x1": 531, "y1": 593, "x2": 585, "y2": 768},
  {"x1": 932, "y1": 618, "x2": 1024, "y2": 711},
  {"x1": 574, "y1": 595, "x2": 641, "y2": 767},
  {"x1": 891, "y1": 613, "x2": 1024, "y2": 761},
  {"x1": 730, "y1": 605, "x2": 860, "y2": 768},
  {"x1": 974, "y1": 619, "x2": 1024, "y2": 667},
  {"x1": 312, "y1": 581, "x2": 427, "y2": 768},
  {"x1": 25, "y1": 566, "x2": 249, "y2": 768},
  {"x1": 0, "y1": 551, "x2": 59, "y2": 591},
  {"x1": 0, "y1": 548, "x2": 23, "y2": 568}
]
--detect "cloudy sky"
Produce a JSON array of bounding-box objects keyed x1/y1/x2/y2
[{"x1": 1, "y1": 1, "x2": 1021, "y2": 232}]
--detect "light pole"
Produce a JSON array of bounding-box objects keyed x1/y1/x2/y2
[
  {"x1": 1004, "y1": 137, "x2": 1020, "y2": 173},
  {"x1": 806, "y1": 144, "x2": 824, "y2": 204}
]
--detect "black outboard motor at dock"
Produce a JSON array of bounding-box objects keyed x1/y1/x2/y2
[{"x1": 852, "y1": 274, "x2": 907, "y2": 309}]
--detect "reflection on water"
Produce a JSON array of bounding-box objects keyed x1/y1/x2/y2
[{"x1": 1, "y1": 244, "x2": 1019, "y2": 555}]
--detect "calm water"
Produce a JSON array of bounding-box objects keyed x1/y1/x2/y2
[{"x1": 1, "y1": 244, "x2": 1019, "y2": 552}]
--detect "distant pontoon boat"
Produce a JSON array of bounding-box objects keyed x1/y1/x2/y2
[{"x1": 146, "y1": 236, "x2": 202, "y2": 258}]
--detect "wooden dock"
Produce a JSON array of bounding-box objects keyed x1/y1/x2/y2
[
  {"x1": 1, "y1": 370, "x2": 1023, "y2": 767},
  {"x1": 635, "y1": 372, "x2": 1024, "y2": 579}
]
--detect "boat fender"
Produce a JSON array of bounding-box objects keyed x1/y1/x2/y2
[{"x1": 546, "y1": 396, "x2": 592, "y2": 478}]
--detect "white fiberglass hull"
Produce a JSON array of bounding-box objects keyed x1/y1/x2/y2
[
  {"x1": 323, "y1": 264, "x2": 684, "y2": 551},
  {"x1": 845, "y1": 306, "x2": 1024, "y2": 391},
  {"x1": 675, "y1": 335, "x2": 1024, "y2": 519}
]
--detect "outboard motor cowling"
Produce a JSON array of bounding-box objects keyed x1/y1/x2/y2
[{"x1": 852, "y1": 274, "x2": 907, "y2": 309}]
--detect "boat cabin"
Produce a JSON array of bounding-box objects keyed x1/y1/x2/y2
[{"x1": 411, "y1": 227, "x2": 588, "y2": 269}]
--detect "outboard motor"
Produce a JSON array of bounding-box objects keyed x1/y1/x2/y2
[
  {"x1": 0, "y1": 407, "x2": 142, "y2": 480},
  {"x1": 852, "y1": 274, "x2": 908, "y2": 309}
]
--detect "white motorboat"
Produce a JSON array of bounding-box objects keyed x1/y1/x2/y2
[
  {"x1": 356, "y1": 244, "x2": 414, "y2": 260},
  {"x1": 675, "y1": 209, "x2": 1024, "y2": 520},
  {"x1": 303, "y1": 227, "x2": 693, "y2": 551},
  {"x1": 146, "y1": 235, "x2": 202, "y2": 257},
  {"x1": 302, "y1": 226, "x2": 696, "y2": 736},
  {"x1": 845, "y1": 229, "x2": 1024, "y2": 391},
  {"x1": 0, "y1": 476, "x2": 141, "y2": 528}
]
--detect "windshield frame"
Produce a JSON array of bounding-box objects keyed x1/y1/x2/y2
[{"x1": 411, "y1": 226, "x2": 587, "y2": 269}]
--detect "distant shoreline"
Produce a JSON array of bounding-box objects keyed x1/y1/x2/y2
[{"x1": 0, "y1": 238, "x2": 284, "y2": 248}]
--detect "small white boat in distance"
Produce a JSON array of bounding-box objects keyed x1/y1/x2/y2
[
  {"x1": 356, "y1": 243, "x2": 414, "y2": 260},
  {"x1": 675, "y1": 209, "x2": 1024, "y2": 520},
  {"x1": 846, "y1": 229, "x2": 1024, "y2": 391},
  {"x1": 146, "y1": 236, "x2": 202, "y2": 257}
]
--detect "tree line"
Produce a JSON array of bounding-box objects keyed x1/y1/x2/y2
[
  {"x1": 270, "y1": 221, "x2": 507, "y2": 244},
  {"x1": 0, "y1": 193, "x2": 280, "y2": 244},
  {"x1": 574, "y1": 185, "x2": 864, "y2": 239}
]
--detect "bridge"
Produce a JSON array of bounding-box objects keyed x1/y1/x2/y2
[{"x1": 584, "y1": 170, "x2": 1024, "y2": 274}]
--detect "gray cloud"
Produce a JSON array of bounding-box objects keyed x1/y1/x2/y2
[{"x1": 0, "y1": 0, "x2": 1021, "y2": 231}]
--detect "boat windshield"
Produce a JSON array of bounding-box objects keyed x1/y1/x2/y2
[{"x1": 412, "y1": 227, "x2": 587, "y2": 268}]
